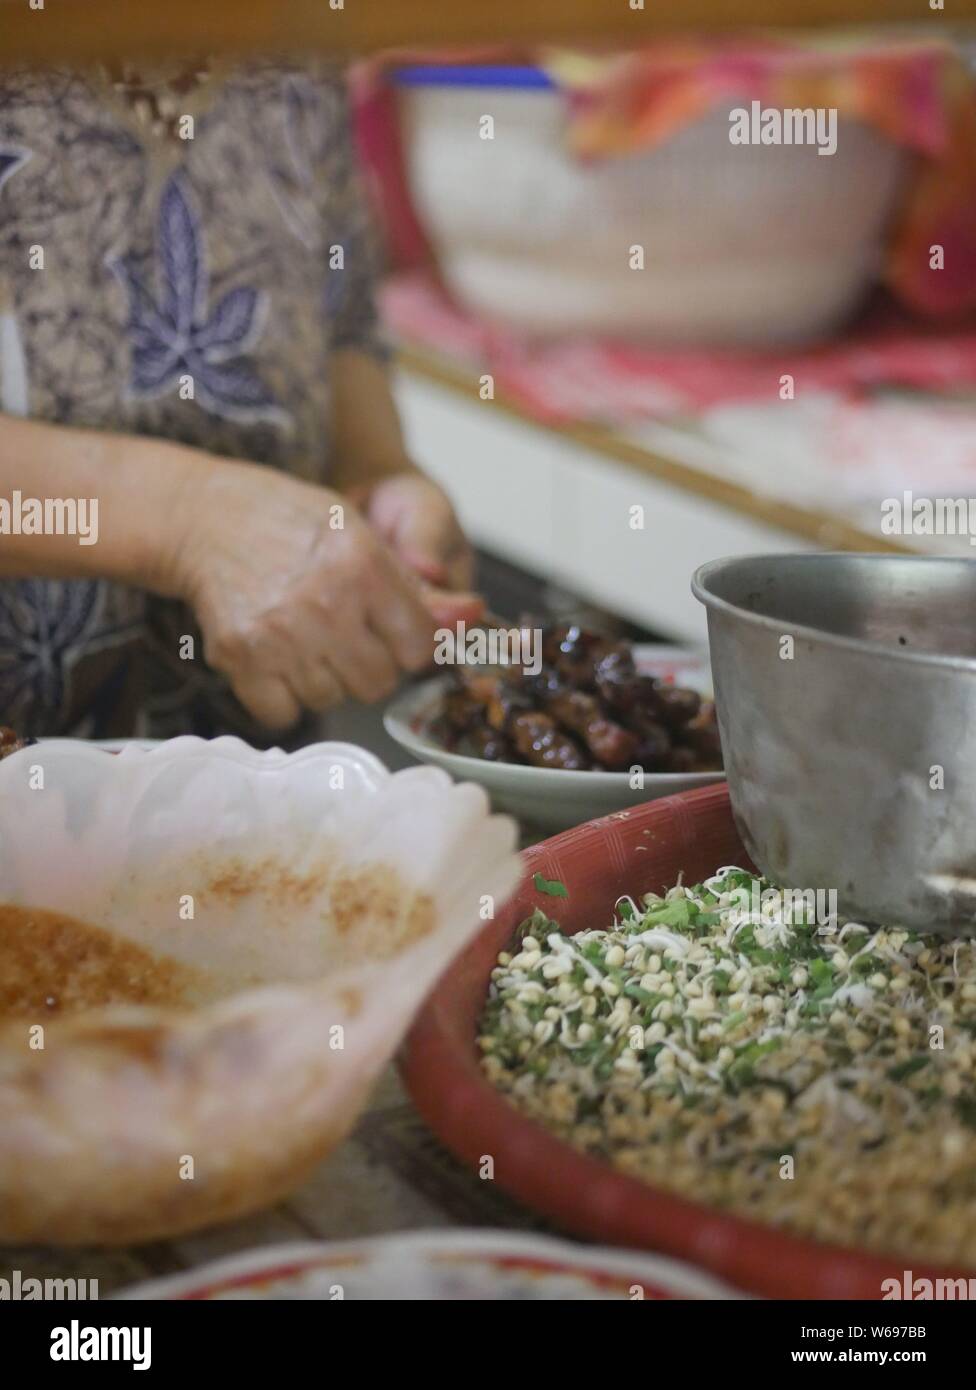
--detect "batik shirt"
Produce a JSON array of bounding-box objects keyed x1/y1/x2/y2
[{"x1": 0, "y1": 60, "x2": 386, "y2": 740}]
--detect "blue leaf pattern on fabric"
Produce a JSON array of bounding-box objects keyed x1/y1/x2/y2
[
  {"x1": 184, "y1": 356, "x2": 279, "y2": 412},
  {"x1": 158, "y1": 174, "x2": 205, "y2": 338},
  {"x1": 109, "y1": 173, "x2": 284, "y2": 424},
  {"x1": 192, "y1": 285, "x2": 258, "y2": 357},
  {"x1": 114, "y1": 255, "x2": 172, "y2": 348},
  {"x1": 0, "y1": 577, "x2": 147, "y2": 736},
  {"x1": 0, "y1": 579, "x2": 100, "y2": 712},
  {"x1": 0, "y1": 146, "x2": 30, "y2": 192},
  {"x1": 132, "y1": 339, "x2": 181, "y2": 392}
]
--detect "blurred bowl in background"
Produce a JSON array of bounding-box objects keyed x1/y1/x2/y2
[{"x1": 395, "y1": 65, "x2": 906, "y2": 347}]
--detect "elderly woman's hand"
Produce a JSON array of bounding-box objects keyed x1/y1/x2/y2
[
  {"x1": 167, "y1": 458, "x2": 482, "y2": 729},
  {"x1": 350, "y1": 472, "x2": 475, "y2": 592}
]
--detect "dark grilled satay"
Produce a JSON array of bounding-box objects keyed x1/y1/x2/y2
[
  {"x1": 463, "y1": 723, "x2": 517, "y2": 763},
  {"x1": 484, "y1": 679, "x2": 533, "y2": 735},
  {"x1": 632, "y1": 719, "x2": 673, "y2": 772},
  {"x1": 508, "y1": 710, "x2": 591, "y2": 770},
  {"x1": 457, "y1": 667, "x2": 505, "y2": 702},
  {"x1": 544, "y1": 688, "x2": 639, "y2": 771},
  {"x1": 434, "y1": 680, "x2": 493, "y2": 751},
  {"x1": 540, "y1": 624, "x2": 581, "y2": 669},
  {"x1": 675, "y1": 701, "x2": 723, "y2": 767},
  {"x1": 592, "y1": 641, "x2": 635, "y2": 689},
  {"x1": 594, "y1": 648, "x2": 664, "y2": 723},
  {"x1": 450, "y1": 664, "x2": 589, "y2": 772},
  {"x1": 437, "y1": 627, "x2": 718, "y2": 775},
  {"x1": 654, "y1": 684, "x2": 702, "y2": 730},
  {"x1": 520, "y1": 663, "x2": 562, "y2": 702},
  {"x1": 664, "y1": 745, "x2": 699, "y2": 774},
  {"x1": 441, "y1": 686, "x2": 486, "y2": 734},
  {"x1": 447, "y1": 666, "x2": 523, "y2": 736},
  {"x1": 594, "y1": 652, "x2": 705, "y2": 770},
  {"x1": 542, "y1": 624, "x2": 612, "y2": 691}
]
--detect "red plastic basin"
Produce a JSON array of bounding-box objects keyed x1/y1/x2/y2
[{"x1": 400, "y1": 781, "x2": 973, "y2": 1299}]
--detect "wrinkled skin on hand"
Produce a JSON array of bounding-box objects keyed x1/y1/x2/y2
[{"x1": 169, "y1": 461, "x2": 481, "y2": 729}]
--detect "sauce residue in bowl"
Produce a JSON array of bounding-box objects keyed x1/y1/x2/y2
[{"x1": 0, "y1": 904, "x2": 203, "y2": 1019}]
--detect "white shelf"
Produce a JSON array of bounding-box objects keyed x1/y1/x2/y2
[{"x1": 395, "y1": 368, "x2": 819, "y2": 643}]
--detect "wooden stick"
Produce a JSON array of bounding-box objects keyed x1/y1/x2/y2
[
  {"x1": 0, "y1": 0, "x2": 943, "y2": 68},
  {"x1": 396, "y1": 343, "x2": 914, "y2": 556}
]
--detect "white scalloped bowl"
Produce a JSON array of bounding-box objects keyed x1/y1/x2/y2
[{"x1": 0, "y1": 737, "x2": 519, "y2": 1245}]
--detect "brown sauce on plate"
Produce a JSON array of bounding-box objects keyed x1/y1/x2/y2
[{"x1": 0, "y1": 904, "x2": 200, "y2": 1019}]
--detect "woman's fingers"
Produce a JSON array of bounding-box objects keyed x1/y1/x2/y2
[
  {"x1": 423, "y1": 587, "x2": 486, "y2": 627},
  {"x1": 212, "y1": 567, "x2": 486, "y2": 723},
  {"x1": 307, "y1": 616, "x2": 399, "y2": 704},
  {"x1": 365, "y1": 550, "x2": 439, "y2": 674},
  {"x1": 289, "y1": 659, "x2": 346, "y2": 714},
  {"x1": 397, "y1": 539, "x2": 475, "y2": 591},
  {"x1": 444, "y1": 540, "x2": 476, "y2": 592},
  {"x1": 361, "y1": 473, "x2": 474, "y2": 593},
  {"x1": 182, "y1": 463, "x2": 483, "y2": 728},
  {"x1": 228, "y1": 671, "x2": 302, "y2": 731}
]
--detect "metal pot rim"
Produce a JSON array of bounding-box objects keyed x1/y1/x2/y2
[{"x1": 691, "y1": 552, "x2": 976, "y2": 676}]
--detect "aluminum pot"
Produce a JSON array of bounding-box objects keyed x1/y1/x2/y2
[{"x1": 692, "y1": 554, "x2": 976, "y2": 933}]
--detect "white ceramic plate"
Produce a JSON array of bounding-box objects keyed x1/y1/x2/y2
[
  {"x1": 384, "y1": 645, "x2": 725, "y2": 832},
  {"x1": 117, "y1": 1228, "x2": 743, "y2": 1301},
  {"x1": 36, "y1": 739, "x2": 164, "y2": 753},
  {"x1": 90, "y1": 739, "x2": 164, "y2": 752}
]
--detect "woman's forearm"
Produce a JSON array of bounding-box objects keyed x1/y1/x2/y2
[
  {"x1": 0, "y1": 414, "x2": 212, "y2": 595},
  {"x1": 328, "y1": 349, "x2": 474, "y2": 591},
  {"x1": 328, "y1": 348, "x2": 420, "y2": 493},
  {"x1": 0, "y1": 352, "x2": 419, "y2": 591}
]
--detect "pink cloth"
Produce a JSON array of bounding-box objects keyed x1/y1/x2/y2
[{"x1": 383, "y1": 272, "x2": 976, "y2": 424}]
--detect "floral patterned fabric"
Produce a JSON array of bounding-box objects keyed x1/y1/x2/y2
[{"x1": 0, "y1": 61, "x2": 386, "y2": 740}]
